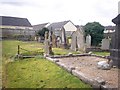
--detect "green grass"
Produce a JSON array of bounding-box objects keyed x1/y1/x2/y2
[
  {"x1": 2, "y1": 40, "x2": 92, "y2": 88},
  {"x1": 53, "y1": 48, "x2": 81, "y2": 55},
  {"x1": 5, "y1": 58, "x2": 91, "y2": 88},
  {"x1": 92, "y1": 51, "x2": 110, "y2": 56},
  {"x1": 2, "y1": 40, "x2": 44, "y2": 57}
]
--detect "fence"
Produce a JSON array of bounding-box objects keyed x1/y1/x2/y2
[{"x1": 17, "y1": 45, "x2": 44, "y2": 58}]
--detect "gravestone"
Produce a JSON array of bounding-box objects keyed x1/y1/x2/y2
[
  {"x1": 71, "y1": 28, "x2": 85, "y2": 52},
  {"x1": 56, "y1": 36, "x2": 62, "y2": 48},
  {"x1": 101, "y1": 38, "x2": 110, "y2": 50},
  {"x1": 52, "y1": 34, "x2": 57, "y2": 47},
  {"x1": 38, "y1": 37, "x2": 41, "y2": 42},
  {"x1": 49, "y1": 31, "x2": 53, "y2": 44},
  {"x1": 44, "y1": 31, "x2": 53, "y2": 56},
  {"x1": 110, "y1": 14, "x2": 120, "y2": 68},
  {"x1": 60, "y1": 27, "x2": 67, "y2": 48},
  {"x1": 71, "y1": 32, "x2": 78, "y2": 51},
  {"x1": 86, "y1": 34, "x2": 91, "y2": 48}
]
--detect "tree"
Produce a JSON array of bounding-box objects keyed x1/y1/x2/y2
[
  {"x1": 84, "y1": 22, "x2": 104, "y2": 46},
  {"x1": 38, "y1": 28, "x2": 49, "y2": 37}
]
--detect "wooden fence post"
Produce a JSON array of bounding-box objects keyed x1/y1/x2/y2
[{"x1": 18, "y1": 45, "x2": 20, "y2": 55}]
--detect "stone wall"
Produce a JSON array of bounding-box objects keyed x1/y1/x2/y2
[{"x1": 2, "y1": 28, "x2": 35, "y2": 39}]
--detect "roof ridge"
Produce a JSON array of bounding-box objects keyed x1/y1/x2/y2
[
  {"x1": 0, "y1": 16, "x2": 27, "y2": 19},
  {"x1": 51, "y1": 20, "x2": 70, "y2": 24}
]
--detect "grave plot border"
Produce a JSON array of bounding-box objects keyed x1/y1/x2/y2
[{"x1": 45, "y1": 54, "x2": 117, "y2": 89}]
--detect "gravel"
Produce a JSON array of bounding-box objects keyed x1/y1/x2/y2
[{"x1": 56, "y1": 56, "x2": 118, "y2": 88}]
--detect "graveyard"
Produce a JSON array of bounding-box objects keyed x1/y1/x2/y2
[
  {"x1": 1, "y1": 14, "x2": 119, "y2": 89},
  {"x1": 2, "y1": 40, "x2": 92, "y2": 88}
]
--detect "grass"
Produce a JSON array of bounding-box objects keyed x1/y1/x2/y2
[
  {"x1": 2, "y1": 40, "x2": 92, "y2": 88},
  {"x1": 53, "y1": 48, "x2": 81, "y2": 55},
  {"x1": 5, "y1": 58, "x2": 91, "y2": 88},
  {"x1": 92, "y1": 51, "x2": 110, "y2": 56}
]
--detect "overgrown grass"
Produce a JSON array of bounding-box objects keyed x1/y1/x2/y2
[
  {"x1": 2, "y1": 40, "x2": 91, "y2": 88},
  {"x1": 5, "y1": 58, "x2": 91, "y2": 88},
  {"x1": 92, "y1": 51, "x2": 110, "y2": 56}
]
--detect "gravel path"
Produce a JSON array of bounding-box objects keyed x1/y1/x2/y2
[{"x1": 57, "y1": 56, "x2": 118, "y2": 88}]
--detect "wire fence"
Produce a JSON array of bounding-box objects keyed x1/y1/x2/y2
[{"x1": 17, "y1": 45, "x2": 44, "y2": 58}]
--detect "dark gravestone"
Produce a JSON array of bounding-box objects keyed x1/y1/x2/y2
[
  {"x1": 110, "y1": 14, "x2": 120, "y2": 68},
  {"x1": 60, "y1": 27, "x2": 67, "y2": 48},
  {"x1": 52, "y1": 34, "x2": 57, "y2": 47}
]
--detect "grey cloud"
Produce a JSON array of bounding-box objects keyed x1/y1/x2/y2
[
  {"x1": 0, "y1": 1, "x2": 25, "y2": 6},
  {"x1": 0, "y1": 0, "x2": 35, "y2": 6}
]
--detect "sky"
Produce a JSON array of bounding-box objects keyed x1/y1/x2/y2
[{"x1": 0, "y1": 0, "x2": 119, "y2": 26}]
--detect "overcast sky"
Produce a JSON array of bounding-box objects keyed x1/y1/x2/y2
[{"x1": 0, "y1": 0, "x2": 119, "y2": 26}]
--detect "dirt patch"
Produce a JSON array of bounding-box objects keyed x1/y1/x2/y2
[{"x1": 56, "y1": 56, "x2": 118, "y2": 88}]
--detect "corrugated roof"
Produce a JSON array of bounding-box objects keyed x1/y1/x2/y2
[
  {"x1": 0, "y1": 16, "x2": 32, "y2": 27},
  {"x1": 47, "y1": 20, "x2": 69, "y2": 30}
]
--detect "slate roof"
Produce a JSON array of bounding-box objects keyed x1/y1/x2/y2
[
  {"x1": 112, "y1": 14, "x2": 120, "y2": 24},
  {"x1": 47, "y1": 20, "x2": 69, "y2": 30},
  {"x1": 0, "y1": 16, "x2": 32, "y2": 27},
  {"x1": 33, "y1": 23, "x2": 48, "y2": 30}
]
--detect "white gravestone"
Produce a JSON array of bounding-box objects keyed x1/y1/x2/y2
[{"x1": 101, "y1": 38, "x2": 110, "y2": 50}]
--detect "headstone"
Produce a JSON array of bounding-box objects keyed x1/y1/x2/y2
[
  {"x1": 56, "y1": 36, "x2": 62, "y2": 48},
  {"x1": 71, "y1": 32, "x2": 78, "y2": 51},
  {"x1": 44, "y1": 31, "x2": 53, "y2": 56},
  {"x1": 86, "y1": 34, "x2": 91, "y2": 48},
  {"x1": 71, "y1": 28, "x2": 85, "y2": 52},
  {"x1": 110, "y1": 14, "x2": 120, "y2": 68},
  {"x1": 34, "y1": 36, "x2": 37, "y2": 41},
  {"x1": 49, "y1": 31, "x2": 53, "y2": 44},
  {"x1": 38, "y1": 37, "x2": 41, "y2": 42},
  {"x1": 52, "y1": 34, "x2": 57, "y2": 47},
  {"x1": 60, "y1": 27, "x2": 67, "y2": 48},
  {"x1": 101, "y1": 38, "x2": 110, "y2": 50}
]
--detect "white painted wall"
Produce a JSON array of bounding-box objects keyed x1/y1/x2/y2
[{"x1": 63, "y1": 21, "x2": 77, "y2": 32}]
